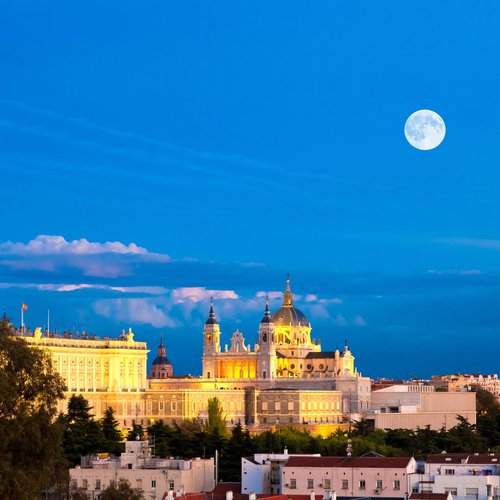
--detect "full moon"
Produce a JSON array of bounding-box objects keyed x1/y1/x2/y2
[{"x1": 404, "y1": 109, "x2": 446, "y2": 150}]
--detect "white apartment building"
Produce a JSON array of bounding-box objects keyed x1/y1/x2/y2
[
  {"x1": 70, "y1": 440, "x2": 215, "y2": 499},
  {"x1": 281, "y1": 456, "x2": 418, "y2": 499},
  {"x1": 242, "y1": 450, "x2": 320, "y2": 495},
  {"x1": 417, "y1": 453, "x2": 500, "y2": 500}
]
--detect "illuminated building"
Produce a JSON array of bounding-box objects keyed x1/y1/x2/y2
[
  {"x1": 14, "y1": 278, "x2": 369, "y2": 428},
  {"x1": 431, "y1": 373, "x2": 500, "y2": 400},
  {"x1": 201, "y1": 277, "x2": 356, "y2": 381}
]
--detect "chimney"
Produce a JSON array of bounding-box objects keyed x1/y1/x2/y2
[
  {"x1": 310, "y1": 491, "x2": 316, "y2": 500},
  {"x1": 227, "y1": 491, "x2": 234, "y2": 500},
  {"x1": 284, "y1": 447, "x2": 288, "y2": 456},
  {"x1": 250, "y1": 494, "x2": 257, "y2": 500},
  {"x1": 167, "y1": 491, "x2": 175, "y2": 500}
]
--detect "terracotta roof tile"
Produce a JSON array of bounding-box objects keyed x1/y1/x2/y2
[{"x1": 212, "y1": 483, "x2": 242, "y2": 494}]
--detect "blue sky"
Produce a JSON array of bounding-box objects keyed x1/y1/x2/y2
[{"x1": 1, "y1": 2, "x2": 500, "y2": 378}]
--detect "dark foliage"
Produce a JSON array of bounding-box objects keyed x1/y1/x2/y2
[{"x1": 0, "y1": 315, "x2": 66, "y2": 499}]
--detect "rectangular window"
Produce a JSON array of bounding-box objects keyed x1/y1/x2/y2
[
  {"x1": 376, "y1": 480, "x2": 383, "y2": 490},
  {"x1": 262, "y1": 402, "x2": 268, "y2": 411},
  {"x1": 394, "y1": 480, "x2": 400, "y2": 490},
  {"x1": 445, "y1": 488, "x2": 457, "y2": 496},
  {"x1": 95, "y1": 479, "x2": 101, "y2": 490},
  {"x1": 323, "y1": 479, "x2": 331, "y2": 489},
  {"x1": 275, "y1": 402, "x2": 280, "y2": 412},
  {"x1": 466, "y1": 489, "x2": 479, "y2": 496},
  {"x1": 342, "y1": 480, "x2": 349, "y2": 490},
  {"x1": 445, "y1": 469, "x2": 455, "y2": 475},
  {"x1": 159, "y1": 401, "x2": 164, "y2": 412},
  {"x1": 152, "y1": 480, "x2": 157, "y2": 488},
  {"x1": 290, "y1": 479, "x2": 296, "y2": 489},
  {"x1": 169, "y1": 480, "x2": 175, "y2": 490},
  {"x1": 171, "y1": 401, "x2": 177, "y2": 411},
  {"x1": 307, "y1": 479, "x2": 314, "y2": 489},
  {"x1": 288, "y1": 402, "x2": 294, "y2": 411},
  {"x1": 359, "y1": 480, "x2": 366, "y2": 490},
  {"x1": 82, "y1": 479, "x2": 88, "y2": 489}
]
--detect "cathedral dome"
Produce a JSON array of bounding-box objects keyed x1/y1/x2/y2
[
  {"x1": 152, "y1": 355, "x2": 172, "y2": 366},
  {"x1": 149, "y1": 336, "x2": 173, "y2": 378},
  {"x1": 271, "y1": 306, "x2": 309, "y2": 327},
  {"x1": 270, "y1": 276, "x2": 310, "y2": 327}
]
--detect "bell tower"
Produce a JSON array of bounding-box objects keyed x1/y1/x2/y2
[
  {"x1": 257, "y1": 297, "x2": 276, "y2": 379},
  {"x1": 202, "y1": 300, "x2": 220, "y2": 378}
]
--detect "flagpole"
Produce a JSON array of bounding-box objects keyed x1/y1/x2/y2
[
  {"x1": 21, "y1": 305, "x2": 24, "y2": 332},
  {"x1": 47, "y1": 309, "x2": 50, "y2": 335}
]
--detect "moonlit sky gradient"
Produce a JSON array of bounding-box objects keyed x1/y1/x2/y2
[{"x1": 1, "y1": 2, "x2": 500, "y2": 378}]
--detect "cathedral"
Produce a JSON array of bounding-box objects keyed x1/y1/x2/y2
[{"x1": 199, "y1": 276, "x2": 356, "y2": 381}]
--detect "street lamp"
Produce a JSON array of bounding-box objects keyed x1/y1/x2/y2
[{"x1": 346, "y1": 439, "x2": 353, "y2": 500}]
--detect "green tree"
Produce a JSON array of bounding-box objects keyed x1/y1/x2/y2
[
  {"x1": 100, "y1": 479, "x2": 144, "y2": 500},
  {"x1": 169, "y1": 419, "x2": 205, "y2": 457},
  {"x1": 205, "y1": 397, "x2": 228, "y2": 436},
  {"x1": 127, "y1": 423, "x2": 144, "y2": 441},
  {"x1": 147, "y1": 419, "x2": 174, "y2": 457},
  {"x1": 0, "y1": 315, "x2": 66, "y2": 499},
  {"x1": 350, "y1": 418, "x2": 374, "y2": 438},
  {"x1": 204, "y1": 397, "x2": 229, "y2": 457},
  {"x1": 101, "y1": 407, "x2": 124, "y2": 455},
  {"x1": 220, "y1": 422, "x2": 254, "y2": 481},
  {"x1": 62, "y1": 395, "x2": 105, "y2": 465},
  {"x1": 447, "y1": 415, "x2": 486, "y2": 452}
]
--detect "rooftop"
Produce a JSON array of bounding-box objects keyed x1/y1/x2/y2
[{"x1": 284, "y1": 456, "x2": 413, "y2": 468}]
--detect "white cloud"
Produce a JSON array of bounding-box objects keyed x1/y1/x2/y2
[
  {"x1": 353, "y1": 315, "x2": 367, "y2": 327},
  {"x1": 0, "y1": 235, "x2": 170, "y2": 278},
  {"x1": 241, "y1": 262, "x2": 265, "y2": 268},
  {"x1": 320, "y1": 297, "x2": 343, "y2": 304},
  {"x1": 255, "y1": 291, "x2": 283, "y2": 300},
  {"x1": 171, "y1": 287, "x2": 238, "y2": 303},
  {"x1": 438, "y1": 237, "x2": 500, "y2": 251},
  {"x1": 0, "y1": 235, "x2": 169, "y2": 260},
  {"x1": 0, "y1": 282, "x2": 167, "y2": 294},
  {"x1": 426, "y1": 269, "x2": 481, "y2": 276},
  {"x1": 93, "y1": 298, "x2": 177, "y2": 328}
]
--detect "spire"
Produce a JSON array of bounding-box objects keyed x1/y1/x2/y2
[
  {"x1": 205, "y1": 298, "x2": 218, "y2": 325},
  {"x1": 261, "y1": 295, "x2": 272, "y2": 323},
  {"x1": 283, "y1": 273, "x2": 293, "y2": 307},
  {"x1": 158, "y1": 334, "x2": 166, "y2": 357}
]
